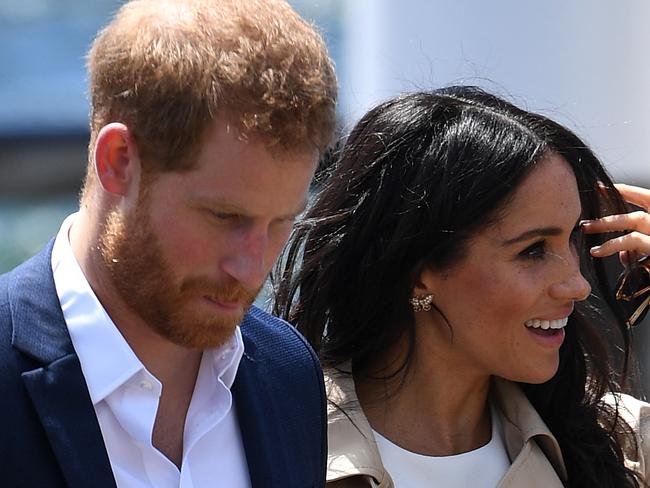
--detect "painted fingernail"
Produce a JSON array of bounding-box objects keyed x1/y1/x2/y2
[{"x1": 596, "y1": 182, "x2": 610, "y2": 195}]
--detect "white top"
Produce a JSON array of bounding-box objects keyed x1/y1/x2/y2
[
  {"x1": 51, "y1": 214, "x2": 251, "y2": 488},
  {"x1": 373, "y1": 408, "x2": 510, "y2": 488}
]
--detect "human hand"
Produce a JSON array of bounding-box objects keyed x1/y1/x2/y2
[{"x1": 580, "y1": 183, "x2": 650, "y2": 266}]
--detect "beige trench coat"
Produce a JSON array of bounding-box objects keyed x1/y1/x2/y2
[{"x1": 325, "y1": 372, "x2": 650, "y2": 487}]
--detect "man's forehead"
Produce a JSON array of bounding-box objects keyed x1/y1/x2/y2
[{"x1": 209, "y1": 115, "x2": 320, "y2": 163}]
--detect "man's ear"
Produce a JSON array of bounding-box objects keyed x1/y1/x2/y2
[{"x1": 93, "y1": 123, "x2": 140, "y2": 196}]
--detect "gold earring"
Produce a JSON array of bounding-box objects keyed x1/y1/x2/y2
[{"x1": 410, "y1": 294, "x2": 433, "y2": 312}]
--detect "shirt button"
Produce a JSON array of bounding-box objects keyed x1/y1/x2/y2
[{"x1": 140, "y1": 380, "x2": 153, "y2": 391}]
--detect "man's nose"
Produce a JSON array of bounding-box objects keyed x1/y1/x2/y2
[{"x1": 220, "y1": 232, "x2": 270, "y2": 291}]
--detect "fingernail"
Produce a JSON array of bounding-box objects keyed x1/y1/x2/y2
[
  {"x1": 590, "y1": 245, "x2": 602, "y2": 255},
  {"x1": 596, "y1": 182, "x2": 610, "y2": 195},
  {"x1": 579, "y1": 220, "x2": 591, "y2": 227}
]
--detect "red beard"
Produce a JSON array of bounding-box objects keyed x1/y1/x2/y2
[{"x1": 99, "y1": 197, "x2": 258, "y2": 349}]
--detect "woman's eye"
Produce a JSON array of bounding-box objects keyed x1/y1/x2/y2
[
  {"x1": 520, "y1": 240, "x2": 546, "y2": 260},
  {"x1": 570, "y1": 226, "x2": 583, "y2": 250}
]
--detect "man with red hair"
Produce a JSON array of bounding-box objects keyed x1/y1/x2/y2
[{"x1": 0, "y1": 1, "x2": 337, "y2": 486}]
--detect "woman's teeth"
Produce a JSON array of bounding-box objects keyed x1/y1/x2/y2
[{"x1": 524, "y1": 318, "x2": 568, "y2": 330}]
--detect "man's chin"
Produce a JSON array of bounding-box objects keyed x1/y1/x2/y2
[
  {"x1": 180, "y1": 333, "x2": 237, "y2": 350},
  {"x1": 153, "y1": 313, "x2": 244, "y2": 350}
]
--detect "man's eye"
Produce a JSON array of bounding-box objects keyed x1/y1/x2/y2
[{"x1": 210, "y1": 211, "x2": 240, "y2": 222}]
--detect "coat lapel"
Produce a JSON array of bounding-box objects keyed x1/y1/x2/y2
[
  {"x1": 9, "y1": 244, "x2": 116, "y2": 488},
  {"x1": 325, "y1": 369, "x2": 392, "y2": 487},
  {"x1": 493, "y1": 379, "x2": 566, "y2": 487},
  {"x1": 497, "y1": 441, "x2": 564, "y2": 487},
  {"x1": 233, "y1": 322, "x2": 293, "y2": 488}
]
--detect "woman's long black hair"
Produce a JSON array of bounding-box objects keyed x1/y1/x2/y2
[{"x1": 274, "y1": 86, "x2": 643, "y2": 487}]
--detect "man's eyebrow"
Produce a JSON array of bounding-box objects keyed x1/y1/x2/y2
[
  {"x1": 193, "y1": 196, "x2": 309, "y2": 220},
  {"x1": 276, "y1": 199, "x2": 309, "y2": 220},
  {"x1": 294, "y1": 199, "x2": 309, "y2": 215},
  {"x1": 193, "y1": 197, "x2": 247, "y2": 214}
]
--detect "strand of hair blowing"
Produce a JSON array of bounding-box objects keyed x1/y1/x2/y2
[{"x1": 274, "y1": 87, "x2": 645, "y2": 487}]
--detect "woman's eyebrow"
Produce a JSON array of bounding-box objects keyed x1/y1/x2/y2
[
  {"x1": 502, "y1": 227, "x2": 563, "y2": 245},
  {"x1": 502, "y1": 217, "x2": 582, "y2": 246}
]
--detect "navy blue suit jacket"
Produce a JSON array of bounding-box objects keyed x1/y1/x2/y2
[{"x1": 0, "y1": 242, "x2": 327, "y2": 487}]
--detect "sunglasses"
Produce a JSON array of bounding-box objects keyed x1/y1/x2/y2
[{"x1": 615, "y1": 256, "x2": 650, "y2": 327}]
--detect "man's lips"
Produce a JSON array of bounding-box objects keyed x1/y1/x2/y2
[{"x1": 204, "y1": 295, "x2": 243, "y2": 311}]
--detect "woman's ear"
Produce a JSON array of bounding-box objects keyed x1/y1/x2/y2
[
  {"x1": 412, "y1": 264, "x2": 438, "y2": 296},
  {"x1": 410, "y1": 265, "x2": 438, "y2": 313},
  {"x1": 93, "y1": 123, "x2": 140, "y2": 196}
]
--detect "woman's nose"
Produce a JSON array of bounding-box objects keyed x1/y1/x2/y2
[{"x1": 549, "y1": 254, "x2": 592, "y2": 302}]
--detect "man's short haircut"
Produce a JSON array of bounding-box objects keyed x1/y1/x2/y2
[{"x1": 85, "y1": 0, "x2": 337, "y2": 181}]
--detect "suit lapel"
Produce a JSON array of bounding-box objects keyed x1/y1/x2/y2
[
  {"x1": 233, "y1": 325, "x2": 292, "y2": 488},
  {"x1": 22, "y1": 356, "x2": 116, "y2": 488},
  {"x1": 9, "y1": 244, "x2": 116, "y2": 488}
]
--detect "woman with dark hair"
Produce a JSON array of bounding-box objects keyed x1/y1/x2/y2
[{"x1": 274, "y1": 86, "x2": 650, "y2": 487}]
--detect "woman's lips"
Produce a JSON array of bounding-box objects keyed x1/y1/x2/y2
[{"x1": 524, "y1": 317, "x2": 569, "y2": 330}]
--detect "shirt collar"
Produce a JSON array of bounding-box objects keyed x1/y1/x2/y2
[
  {"x1": 51, "y1": 213, "x2": 244, "y2": 404},
  {"x1": 205, "y1": 324, "x2": 244, "y2": 390}
]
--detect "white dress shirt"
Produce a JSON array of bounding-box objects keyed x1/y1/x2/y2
[{"x1": 51, "y1": 214, "x2": 251, "y2": 488}]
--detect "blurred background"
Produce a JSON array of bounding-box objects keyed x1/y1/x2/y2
[{"x1": 2, "y1": 0, "x2": 650, "y2": 388}]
